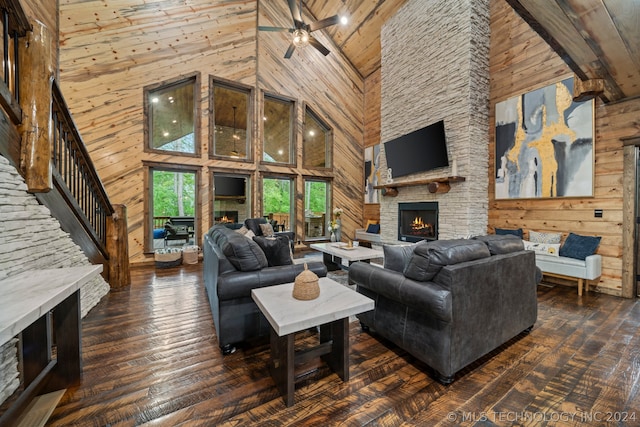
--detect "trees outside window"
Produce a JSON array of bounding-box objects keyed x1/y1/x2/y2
[
  {"x1": 304, "y1": 179, "x2": 331, "y2": 240},
  {"x1": 262, "y1": 176, "x2": 294, "y2": 231}
]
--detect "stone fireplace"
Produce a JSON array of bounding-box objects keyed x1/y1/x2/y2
[
  {"x1": 398, "y1": 202, "x2": 438, "y2": 242},
  {"x1": 378, "y1": 0, "x2": 490, "y2": 243}
]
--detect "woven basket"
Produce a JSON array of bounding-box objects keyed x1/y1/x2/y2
[
  {"x1": 292, "y1": 263, "x2": 320, "y2": 300},
  {"x1": 154, "y1": 250, "x2": 182, "y2": 269},
  {"x1": 183, "y1": 246, "x2": 200, "y2": 264}
]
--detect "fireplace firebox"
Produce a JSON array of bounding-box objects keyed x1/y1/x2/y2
[{"x1": 398, "y1": 202, "x2": 438, "y2": 242}]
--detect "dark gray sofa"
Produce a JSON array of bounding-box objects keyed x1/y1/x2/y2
[
  {"x1": 203, "y1": 224, "x2": 326, "y2": 354},
  {"x1": 348, "y1": 235, "x2": 539, "y2": 383}
]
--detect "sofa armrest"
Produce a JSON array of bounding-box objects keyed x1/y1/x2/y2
[
  {"x1": 217, "y1": 261, "x2": 326, "y2": 300},
  {"x1": 584, "y1": 254, "x2": 602, "y2": 280},
  {"x1": 349, "y1": 262, "x2": 452, "y2": 322}
]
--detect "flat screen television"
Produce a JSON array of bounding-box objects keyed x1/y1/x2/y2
[
  {"x1": 383, "y1": 120, "x2": 449, "y2": 179},
  {"x1": 214, "y1": 176, "x2": 246, "y2": 196}
]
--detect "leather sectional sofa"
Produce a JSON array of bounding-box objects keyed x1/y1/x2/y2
[
  {"x1": 349, "y1": 235, "x2": 540, "y2": 384},
  {"x1": 203, "y1": 224, "x2": 326, "y2": 354}
]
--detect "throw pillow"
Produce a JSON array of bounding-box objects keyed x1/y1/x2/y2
[
  {"x1": 222, "y1": 233, "x2": 268, "y2": 271},
  {"x1": 559, "y1": 232, "x2": 601, "y2": 260},
  {"x1": 366, "y1": 223, "x2": 381, "y2": 234},
  {"x1": 495, "y1": 227, "x2": 523, "y2": 239},
  {"x1": 235, "y1": 225, "x2": 249, "y2": 235},
  {"x1": 253, "y1": 235, "x2": 293, "y2": 267},
  {"x1": 244, "y1": 229, "x2": 255, "y2": 240},
  {"x1": 523, "y1": 240, "x2": 560, "y2": 257},
  {"x1": 529, "y1": 230, "x2": 562, "y2": 244},
  {"x1": 383, "y1": 244, "x2": 416, "y2": 273},
  {"x1": 260, "y1": 223, "x2": 275, "y2": 237}
]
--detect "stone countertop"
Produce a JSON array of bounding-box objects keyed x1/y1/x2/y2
[{"x1": 0, "y1": 265, "x2": 103, "y2": 346}]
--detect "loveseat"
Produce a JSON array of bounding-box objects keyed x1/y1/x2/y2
[
  {"x1": 203, "y1": 224, "x2": 326, "y2": 354},
  {"x1": 348, "y1": 235, "x2": 539, "y2": 384}
]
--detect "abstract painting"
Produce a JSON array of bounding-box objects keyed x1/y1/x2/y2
[
  {"x1": 495, "y1": 77, "x2": 594, "y2": 199},
  {"x1": 364, "y1": 145, "x2": 381, "y2": 204}
]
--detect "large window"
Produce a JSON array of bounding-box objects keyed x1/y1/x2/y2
[
  {"x1": 213, "y1": 172, "x2": 251, "y2": 225},
  {"x1": 211, "y1": 78, "x2": 252, "y2": 160},
  {"x1": 147, "y1": 165, "x2": 198, "y2": 251},
  {"x1": 263, "y1": 94, "x2": 295, "y2": 164},
  {"x1": 145, "y1": 74, "x2": 199, "y2": 156},
  {"x1": 304, "y1": 179, "x2": 331, "y2": 240},
  {"x1": 303, "y1": 107, "x2": 332, "y2": 168},
  {"x1": 262, "y1": 176, "x2": 294, "y2": 232}
]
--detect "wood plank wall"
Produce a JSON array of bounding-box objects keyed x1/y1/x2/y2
[
  {"x1": 489, "y1": 0, "x2": 640, "y2": 296},
  {"x1": 57, "y1": 0, "x2": 364, "y2": 263},
  {"x1": 363, "y1": 68, "x2": 381, "y2": 226}
]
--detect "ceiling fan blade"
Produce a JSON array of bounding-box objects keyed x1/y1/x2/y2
[
  {"x1": 309, "y1": 15, "x2": 339, "y2": 32},
  {"x1": 284, "y1": 43, "x2": 296, "y2": 59},
  {"x1": 258, "y1": 26, "x2": 293, "y2": 32},
  {"x1": 309, "y1": 37, "x2": 330, "y2": 56},
  {"x1": 287, "y1": 0, "x2": 304, "y2": 28}
]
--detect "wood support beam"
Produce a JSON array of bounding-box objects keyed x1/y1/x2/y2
[
  {"x1": 18, "y1": 20, "x2": 54, "y2": 192},
  {"x1": 106, "y1": 204, "x2": 131, "y2": 289},
  {"x1": 573, "y1": 77, "x2": 604, "y2": 102}
]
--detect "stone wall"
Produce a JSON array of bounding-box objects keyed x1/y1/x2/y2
[
  {"x1": 379, "y1": 0, "x2": 490, "y2": 242},
  {"x1": 0, "y1": 154, "x2": 110, "y2": 405}
]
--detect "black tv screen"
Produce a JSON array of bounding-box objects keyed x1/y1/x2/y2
[
  {"x1": 383, "y1": 120, "x2": 449, "y2": 178},
  {"x1": 214, "y1": 176, "x2": 246, "y2": 196}
]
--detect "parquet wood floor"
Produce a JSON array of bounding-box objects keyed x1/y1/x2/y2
[{"x1": 45, "y1": 263, "x2": 640, "y2": 426}]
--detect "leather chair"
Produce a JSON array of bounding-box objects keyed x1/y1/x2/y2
[{"x1": 244, "y1": 218, "x2": 296, "y2": 253}]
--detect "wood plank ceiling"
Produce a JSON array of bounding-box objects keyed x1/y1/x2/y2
[{"x1": 296, "y1": 0, "x2": 639, "y2": 104}]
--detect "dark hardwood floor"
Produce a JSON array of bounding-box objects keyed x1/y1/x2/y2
[{"x1": 46, "y1": 263, "x2": 640, "y2": 426}]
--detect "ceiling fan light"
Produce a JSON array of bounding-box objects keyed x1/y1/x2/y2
[{"x1": 292, "y1": 29, "x2": 310, "y2": 48}]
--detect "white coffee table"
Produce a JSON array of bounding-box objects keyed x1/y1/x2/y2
[
  {"x1": 310, "y1": 242, "x2": 383, "y2": 270},
  {"x1": 251, "y1": 277, "x2": 374, "y2": 406}
]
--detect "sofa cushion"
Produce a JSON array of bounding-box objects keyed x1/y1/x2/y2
[
  {"x1": 219, "y1": 230, "x2": 268, "y2": 271},
  {"x1": 383, "y1": 244, "x2": 416, "y2": 272},
  {"x1": 253, "y1": 235, "x2": 293, "y2": 267},
  {"x1": 559, "y1": 232, "x2": 601, "y2": 260},
  {"x1": 403, "y1": 239, "x2": 490, "y2": 282},
  {"x1": 529, "y1": 230, "x2": 561, "y2": 244},
  {"x1": 473, "y1": 234, "x2": 524, "y2": 255},
  {"x1": 495, "y1": 227, "x2": 523, "y2": 239}
]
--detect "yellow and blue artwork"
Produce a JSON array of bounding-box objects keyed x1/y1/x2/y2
[{"x1": 495, "y1": 77, "x2": 594, "y2": 199}]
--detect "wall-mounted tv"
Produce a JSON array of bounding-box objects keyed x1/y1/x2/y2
[
  {"x1": 383, "y1": 120, "x2": 449, "y2": 179},
  {"x1": 214, "y1": 176, "x2": 246, "y2": 196}
]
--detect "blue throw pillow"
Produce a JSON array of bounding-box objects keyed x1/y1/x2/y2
[
  {"x1": 495, "y1": 227, "x2": 523, "y2": 239},
  {"x1": 559, "y1": 233, "x2": 601, "y2": 260},
  {"x1": 153, "y1": 228, "x2": 166, "y2": 239},
  {"x1": 366, "y1": 223, "x2": 381, "y2": 234}
]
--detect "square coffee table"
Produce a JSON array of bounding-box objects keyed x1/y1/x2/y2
[
  {"x1": 309, "y1": 242, "x2": 383, "y2": 270},
  {"x1": 251, "y1": 277, "x2": 374, "y2": 406}
]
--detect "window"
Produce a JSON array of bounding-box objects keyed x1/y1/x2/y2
[
  {"x1": 263, "y1": 94, "x2": 295, "y2": 164},
  {"x1": 304, "y1": 179, "x2": 331, "y2": 240},
  {"x1": 211, "y1": 79, "x2": 252, "y2": 160},
  {"x1": 303, "y1": 107, "x2": 332, "y2": 168},
  {"x1": 213, "y1": 172, "x2": 251, "y2": 225},
  {"x1": 262, "y1": 176, "x2": 294, "y2": 232},
  {"x1": 145, "y1": 74, "x2": 199, "y2": 156},
  {"x1": 147, "y1": 165, "x2": 198, "y2": 251}
]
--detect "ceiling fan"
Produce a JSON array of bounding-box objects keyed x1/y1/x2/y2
[{"x1": 258, "y1": 0, "x2": 340, "y2": 59}]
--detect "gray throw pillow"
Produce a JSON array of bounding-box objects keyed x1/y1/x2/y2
[{"x1": 222, "y1": 232, "x2": 268, "y2": 271}]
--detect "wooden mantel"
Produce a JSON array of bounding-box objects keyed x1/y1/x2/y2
[{"x1": 374, "y1": 176, "x2": 466, "y2": 197}]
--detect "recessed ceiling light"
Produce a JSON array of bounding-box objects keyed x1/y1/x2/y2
[
  {"x1": 340, "y1": 16, "x2": 348, "y2": 25},
  {"x1": 163, "y1": 131, "x2": 169, "y2": 137}
]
